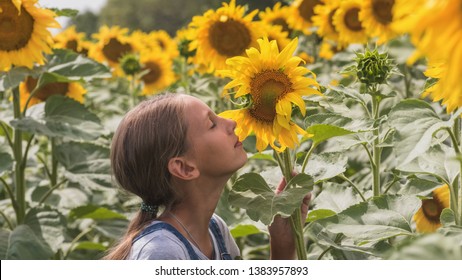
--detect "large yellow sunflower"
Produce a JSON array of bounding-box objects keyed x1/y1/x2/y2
[
  {"x1": 312, "y1": 0, "x2": 340, "y2": 42},
  {"x1": 332, "y1": 0, "x2": 368, "y2": 47},
  {"x1": 219, "y1": 37, "x2": 321, "y2": 152},
  {"x1": 139, "y1": 51, "x2": 176, "y2": 95},
  {"x1": 0, "y1": 0, "x2": 60, "y2": 71},
  {"x1": 393, "y1": 0, "x2": 462, "y2": 113},
  {"x1": 258, "y1": 2, "x2": 294, "y2": 35},
  {"x1": 413, "y1": 184, "x2": 450, "y2": 233},
  {"x1": 53, "y1": 25, "x2": 89, "y2": 55},
  {"x1": 288, "y1": 0, "x2": 323, "y2": 35},
  {"x1": 359, "y1": 0, "x2": 398, "y2": 44},
  {"x1": 186, "y1": 0, "x2": 263, "y2": 74},
  {"x1": 148, "y1": 30, "x2": 179, "y2": 59},
  {"x1": 89, "y1": 25, "x2": 140, "y2": 75},
  {"x1": 19, "y1": 76, "x2": 86, "y2": 111}
]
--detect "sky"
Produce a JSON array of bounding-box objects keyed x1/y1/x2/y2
[{"x1": 39, "y1": 0, "x2": 108, "y2": 32}]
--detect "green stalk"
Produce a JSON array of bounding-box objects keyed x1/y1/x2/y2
[
  {"x1": 301, "y1": 143, "x2": 316, "y2": 174},
  {"x1": 12, "y1": 87, "x2": 26, "y2": 224},
  {"x1": 130, "y1": 75, "x2": 138, "y2": 108},
  {"x1": 50, "y1": 138, "x2": 58, "y2": 187},
  {"x1": 447, "y1": 121, "x2": 462, "y2": 225},
  {"x1": 181, "y1": 57, "x2": 190, "y2": 95},
  {"x1": 280, "y1": 149, "x2": 307, "y2": 260},
  {"x1": 371, "y1": 92, "x2": 381, "y2": 197}
]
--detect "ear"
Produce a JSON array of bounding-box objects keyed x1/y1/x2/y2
[{"x1": 168, "y1": 157, "x2": 200, "y2": 180}]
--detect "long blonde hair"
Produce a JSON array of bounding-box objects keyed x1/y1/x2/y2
[{"x1": 104, "y1": 93, "x2": 188, "y2": 259}]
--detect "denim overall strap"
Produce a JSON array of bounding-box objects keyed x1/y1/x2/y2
[
  {"x1": 133, "y1": 222, "x2": 200, "y2": 260},
  {"x1": 209, "y1": 217, "x2": 232, "y2": 260}
]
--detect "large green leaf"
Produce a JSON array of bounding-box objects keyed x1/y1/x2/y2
[
  {"x1": 306, "y1": 113, "x2": 374, "y2": 132},
  {"x1": 24, "y1": 206, "x2": 67, "y2": 252},
  {"x1": 0, "y1": 67, "x2": 35, "y2": 91},
  {"x1": 304, "y1": 152, "x2": 348, "y2": 182},
  {"x1": 313, "y1": 183, "x2": 363, "y2": 213},
  {"x1": 228, "y1": 172, "x2": 313, "y2": 225},
  {"x1": 69, "y1": 205, "x2": 127, "y2": 220},
  {"x1": 46, "y1": 49, "x2": 111, "y2": 80},
  {"x1": 398, "y1": 177, "x2": 442, "y2": 197},
  {"x1": 311, "y1": 195, "x2": 421, "y2": 246},
  {"x1": 3, "y1": 225, "x2": 54, "y2": 259},
  {"x1": 389, "y1": 99, "x2": 454, "y2": 166},
  {"x1": 230, "y1": 224, "x2": 263, "y2": 238},
  {"x1": 387, "y1": 233, "x2": 462, "y2": 260},
  {"x1": 10, "y1": 96, "x2": 104, "y2": 141},
  {"x1": 54, "y1": 141, "x2": 112, "y2": 190}
]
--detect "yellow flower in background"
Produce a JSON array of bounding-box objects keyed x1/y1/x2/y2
[
  {"x1": 0, "y1": 0, "x2": 60, "y2": 71},
  {"x1": 360, "y1": 0, "x2": 398, "y2": 44},
  {"x1": 89, "y1": 25, "x2": 140, "y2": 75},
  {"x1": 258, "y1": 2, "x2": 294, "y2": 35},
  {"x1": 147, "y1": 30, "x2": 179, "y2": 59},
  {"x1": 219, "y1": 37, "x2": 321, "y2": 152},
  {"x1": 53, "y1": 25, "x2": 89, "y2": 55},
  {"x1": 312, "y1": 0, "x2": 340, "y2": 42},
  {"x1": 186, "y1": 0, "x2": 263, "y2": 74},
  {"x1": 262, "y1": 23, "x2": 291, "y2": 52},
  {"x1": 288, "y1": 0, "x2": 323, "y2": 34},
  {"x1": 19, "y1": 76, "x2": 86, "y2": 111},
  {"x1": 333, "y1": 0, "x2": 368, "y2": 46},
  {"x1": 319, "y1": 40, "x2": 341, "y2": 60},
  {"x1": 422, "y1": 62, "x2": 462, "y2": 114},
  {"x1": 139, "y1": 51, "x2": 176, "y2": 95},
  {"x1": 393, "y1": 0, "x2": 462, "y2": 113},
  {"x1": 413, "y1": 185, "x2": 450, "y2": 233}
]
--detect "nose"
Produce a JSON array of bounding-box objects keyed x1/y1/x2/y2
[{"x1": 223, "y1": 117, "x2": 236, "y2": 134}]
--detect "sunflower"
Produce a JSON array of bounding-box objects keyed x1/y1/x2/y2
[
  {"x1": 219, "y1": 37, "x2": 321, "y2": 152},
  {"x1": 53, "y1": 25, "x2": 89, "y2": 55},
  {"x1": 422, "y1": 61, "x2": 462, "y2": 113},
  {"x1": 89, "y1": 25, "x2": 140, "y2": 75},
  {"x1": 19, "y1": 76, "x2": 86, "y2": 111},
  {"x1": 262, "y1": 22, "x2": 291, "y2": 51},
  {"x1": 332, "y1": 0, "x2": 368, "y2": 47},
  {"x1": 359, "y1": 0, "x2": 398, "y2": 44},
  {"x1": 258, "y1": 2, "x2": 294, "y2": 35},
  {"x1": 393, "y1": 0, "x2": 462, "y2": 113},
  {"x1": 147, "y1": 30, "x2": 179, "y2": 59},
  {"x1": 413, "y1": 184, "x2": 450, "y2": 233},
  {"x1": 139, "y1": 51, "x2": 176, "y2": 95},
  {"x1": 312, "y1": 0, "x2": 340, "y2": 42},
  {"x1": 288, "y1": 0, "x2": 323, "y2": 35},
  {"x1": 0, "y1": 0, "x2": 60, "y2": 71},
  {"x1": 186, "y1": 0, "x2": 263, "y2": 73}
]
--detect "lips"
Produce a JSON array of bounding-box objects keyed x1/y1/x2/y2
[{"x1": 234, "y1": 138, "x2": 242, "y2": 148}]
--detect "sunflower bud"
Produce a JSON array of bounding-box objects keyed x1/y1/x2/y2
[
  {"x1": 120, "y1": 53, "x2": 141, "y2": 76},
  {"x1": 355, "y1": 48, "x2": 393, "y2": 87}
]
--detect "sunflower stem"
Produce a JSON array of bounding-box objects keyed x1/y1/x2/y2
[
  {"x1": 12, "y1": 87, "x2": 26, "y2": 224},
  {"x1": 450, "y1": 117, "x2": 462, "y2": 226},
  {"x1": 181, "y1": 56, "x2": 190, "y2": 95},
  {"x1": 280, "y1": 149, "x2": 307, "y2": 260},
  {"x1": 301, "y1": 142, "x2": 316, "y2": 174},
  {"x1": 371, "y1": 91, "x2": 381, "y2": 197},
  {"x1": 50, "y1": 138, "x2": 58, "y2": 187}
]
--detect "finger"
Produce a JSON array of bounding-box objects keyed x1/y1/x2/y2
[{"x1": 275, "y1": 178, "x2": 287, "y2": 194}]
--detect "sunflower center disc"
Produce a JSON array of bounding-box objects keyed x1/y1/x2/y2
[
  {"x1": 298, "y1": 0, "x2": 322, "y2": 23},
  {"x1": 142, "y1": 62, "x2": 162, "y2": 84},
  {"x1": 65, "y1": 40, "x2": 79, "y2": 53},
  {"x1": 421, "y1": 199, "x2": 442, "y2": 222},
  {"x1": 250, "y1": 70, "x2": 292, "y2": 123},
  {"x1": 102, "y1": 38, "x2": 132, "y2": 63},
  {"x1": 344, "y1": 7, "x2": 363, "y2": 31},
  {"x1": 26, "y1": 77, "x2": 70, "y2": 101},
  {"x1": 372, "y1": 0, "x2": 394, "y2": 24},
  {"x1": 209, "y1": 19, "x2": 251, "y2": 57},
  {"x1": 0, "y1": 2, "x2": 34, "y2": 51},
  {"x1": 271, "y1": 18, "x2": 291, "y2": 34}
]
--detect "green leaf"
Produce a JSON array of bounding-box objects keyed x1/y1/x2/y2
[
  {"x1": 50, "y1": 8, "x2": 79, "y2": 17},
  {"x1": 398, "y1": 177, "x2": 442, "y2": 196},
  {"x1": 230, "y1": 224, "x2": 263, "y2": 238},
  {"x1": 10, "y1": 96, "x2": 104, "y2": 141},
  {"x1": 306, "y1": 124, "x2": 353, "y2": 146},
  {"x1": 55, "y1": 142, "x2": 112, "y2": 190},
  {"x1": 0, "y1": 67, "x2": 35, "y2": 91},
  {"x1": 304, "y1": 152, "x2": 348, "y2": 182},
  {"x1": 4, "y1": 225, "x2": 54, "y2": 259},
  {"x1": 24, "y1": 206, "x2": 67, "y2": 252},
  {"x1": 73, "y1": 241, "x2": 107, "y2": 251},
  {"x1": 0, "y1": 145, "x2": 13, "y2": 175},
  {"x1": 387, "y1": 233, "x2": 462, "y2": 259},
  {"x1": 311, "y1": 195, "x2": 421, "y2": 245},
  {"x1": 389, "y1": 99, "x2": 451, "y2": 166},
  {"x1": 440, "y1": 209, "x2": 456, "y2": 226},
  {"x1": 46, "y1": 49, "x2": 111, "y2": 80},
  {"x1": 305, "y1": 113, "x2": 374, "y2": 132},
  {"x1": 313, "y1": 183, "x2": 363, "y2": 213},
  {"x1": 37, "y1": 72, "x2": 74, "y2": 89},
  {"x1": 228, "y1": 173, "x2": 313, "y2": 225},
  {"x1": 94, "y1": 219, "x2": 130, "y2": 240},
  {"x1": 69, "y1": 205, "x2": 127, "y2": 221},
  {"x1": 306, "y1": 209, "x2": 336, "y2": 222}
]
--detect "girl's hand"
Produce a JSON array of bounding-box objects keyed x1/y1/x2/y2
[{"x1": 268, "y1": 175, "x2": 311, "y2": 260}]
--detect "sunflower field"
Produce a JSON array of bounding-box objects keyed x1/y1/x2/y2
[{"x1": 1, "y1": 0, "x2": 462, "y2": 260}]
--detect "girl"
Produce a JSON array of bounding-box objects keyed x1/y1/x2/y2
[{"x1": 104, "y1": 93, "x2": 311, "y2": 260}]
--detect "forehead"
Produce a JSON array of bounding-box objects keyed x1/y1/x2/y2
[{"x1": 182, "y1": 95, "x2": 211, "y2": 126}]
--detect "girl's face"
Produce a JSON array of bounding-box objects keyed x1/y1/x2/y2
[{"x1": 182, "y1": 95, "x2": 248, "y2": 178}]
